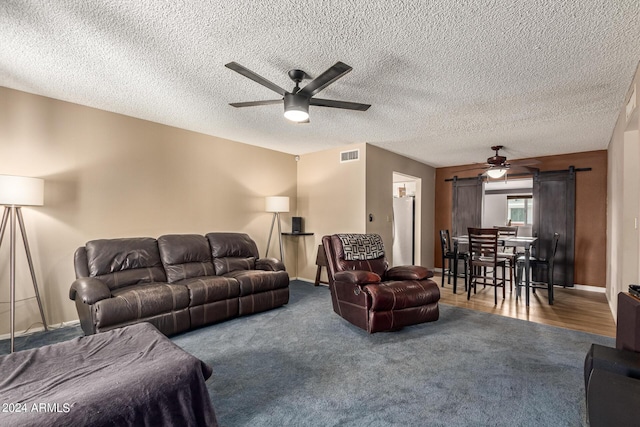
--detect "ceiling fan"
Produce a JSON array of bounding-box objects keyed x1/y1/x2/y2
[
  {"x1": 465, "y1": 146, "x2": 539, "y2": 179},
  {"x1": 225, "y1": 61, "x2": 371, "y2": 123}
]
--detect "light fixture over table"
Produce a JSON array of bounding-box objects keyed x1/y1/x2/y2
[{"x1": 486, "y1": 167, "x2": 508, "y2": 179}]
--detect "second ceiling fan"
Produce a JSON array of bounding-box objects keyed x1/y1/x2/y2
[
  {"x1": 465, "y1": 146, "x2": 539, "y2": 178},
  {"x1": 225, "y1": 61, "x2": 370, "y2": 123}
]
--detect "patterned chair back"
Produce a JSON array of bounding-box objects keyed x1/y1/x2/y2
[{"x1": 322, "y1": 234, "x2": 388, "y2": 283}]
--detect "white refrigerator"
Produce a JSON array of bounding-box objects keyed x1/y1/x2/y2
[{"x1": 392, "y1": 196, "x2": 415, "y2": 266}]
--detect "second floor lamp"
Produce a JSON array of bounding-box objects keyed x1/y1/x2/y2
[{"x1": 265, "y1": 196, "x2": 289, "y2": 260}]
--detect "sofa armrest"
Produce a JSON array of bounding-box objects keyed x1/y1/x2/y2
[
  {"x1": 69, "y1": 277, "x2": 111, "y2": 304},
  {"x1": 334, "y1": 270, "x2": 381, "y2": 285},
  {"x1": 256, "y1": 257, "x2": 285, "y2": 272},
  {"x1": 386, "y1": 265, "x2": 433, "y2": 281}
]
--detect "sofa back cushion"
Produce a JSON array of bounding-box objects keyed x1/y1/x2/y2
[
  {"x1": 157, "y1": 234, "x2": 216, "y2": 283},
  {"x1": 84, "y1": 237, "x2": 167, "y2": 290},
  {"x1": 206, "y1": 232, "x2": 258, "y2": 275}
]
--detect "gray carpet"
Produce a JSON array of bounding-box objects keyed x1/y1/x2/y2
[{"x1": 1, "y1": 281, "x2": 615, "y2": 426}]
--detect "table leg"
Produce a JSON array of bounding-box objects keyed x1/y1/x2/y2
[
  {"x1": 525, "y1": 245, "x2": 531, "y2": 307},
  {"x1": 452, "y1": 240, "x2": 459, "y2": 294}
]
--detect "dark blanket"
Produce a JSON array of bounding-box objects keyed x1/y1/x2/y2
[{"x1": 0, "y1": 323, "x2": 217, "y2": 426}]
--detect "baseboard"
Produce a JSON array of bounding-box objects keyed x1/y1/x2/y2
[
  {"x1": 572, "y1": 284, "x2": 606, "y2": 293},
  {"x1": 291, "y1": 277, "x2": 328, "y2": 287},
  {"x1": 0, "y1": 319, "x2": 80, "y2": 341}
]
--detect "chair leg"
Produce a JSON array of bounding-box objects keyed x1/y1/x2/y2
[
  {"x1": 463, "y1": 259, "x2": 468, "y2": 292},
  {"x1": 467, "y1": 268, "x2": 472, "y2": 300},
  {"x1": 509, "y1": 260, "x2": 513, "y2": 293},
  {"x1": 548, "y1": 266, "x2": 554, "y2": 305},
  {"x1": 493, "y1": 267, "x2": 498, "y2": 305},
  {"x1": 502, "y1": 264, "x2": 506, "y2": 300},
  {"x1": 447, "y1": 258, "x2": 452, "y2": 284},
  {"x1": 441, "y1": 255, "x2": 445, "y2": 287}
]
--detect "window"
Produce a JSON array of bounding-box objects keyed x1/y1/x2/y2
[{"x1": 507, "y1": 196, "x2": 533, "y2": 225}]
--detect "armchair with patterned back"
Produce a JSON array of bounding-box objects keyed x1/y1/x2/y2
[{"x1": 322, "y1": 233, "x2": 440, "y2": 333}]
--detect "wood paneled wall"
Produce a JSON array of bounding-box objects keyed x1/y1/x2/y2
[{"x1": 435, "y1": 150, "x2": 607, "y2": 287}]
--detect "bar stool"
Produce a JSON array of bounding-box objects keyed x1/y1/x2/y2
[{"x1": 439, "y1": 229, "x2": 468, "y2": 293}]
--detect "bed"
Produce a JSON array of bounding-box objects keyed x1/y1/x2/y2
[{"x1": 0, "y1": 322, "x2": 217, "y2": 426}]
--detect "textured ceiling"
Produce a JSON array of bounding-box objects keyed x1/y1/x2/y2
[{"x1": 2, "y1": 1, "x2": 640, "y2": 167}]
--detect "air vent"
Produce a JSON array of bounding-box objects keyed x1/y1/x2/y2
[{"x1": 340, "y1": 149, "x2": 360, "y2": 163}]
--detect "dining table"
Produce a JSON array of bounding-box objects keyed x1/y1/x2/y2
[{"x1": 452, "y1": 235, "x2": 538, "y2": 306}]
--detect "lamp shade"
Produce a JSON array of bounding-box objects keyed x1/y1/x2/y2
[
  {"x1": 486, "y1": 168, "x2": 507, "y2": 179},
  {"x1": 0, "y1": 175, "x2": 44, "y2": 206},
  {"x1": 265, "y1": 196, "x2": 289, "y2": 213}
]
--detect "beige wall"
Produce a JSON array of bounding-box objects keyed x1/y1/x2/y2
[
  {"x1": 607, "y1": 62, "x2": 640, "y2": 317},
  {"x1": 365, "y1": 144, "x2": 436, "y2": 268},
  {"x1": 295, "y1": 144, "x2": 366, "y2": 282},
  {"x1": 0, "y1": 87, "x2": 296, "y2": 335}
]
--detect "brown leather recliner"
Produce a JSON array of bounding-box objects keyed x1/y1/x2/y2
[{"x1": 322, "y1": 233, "x2": 440, "y2": 333}]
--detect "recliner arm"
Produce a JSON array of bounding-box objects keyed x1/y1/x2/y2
[
  {"x1": 69, "y1": 277, "x2": 111, "y2": 304},
  {"x1": 385, "y1": 265, "x2": 433, "y2": 281},
  {"x1": 334, "y1": 270, "x2": 381, "y2": 285},
  {"x1": 256, "y1": 257, "x2": 285, "y2": 271}
]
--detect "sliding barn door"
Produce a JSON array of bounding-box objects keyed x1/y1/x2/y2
[
  {"x1": 452, "y1": 176, "x2": 483, "y2": 237},
  {"x1": 533, "y1": 168, "x2": 576, "y2": 287}
]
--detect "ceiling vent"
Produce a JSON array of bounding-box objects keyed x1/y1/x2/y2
[{"x1": 340, "y1": 149, "x2": 360, "y2": 163}]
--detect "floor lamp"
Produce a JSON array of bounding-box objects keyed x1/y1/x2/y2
[
  {"x1": 265, "y1": 196, "x2": 289, "y2": 260},
  {"x1": 0, "y1": 175, "x2": 48, "y2": 353}
]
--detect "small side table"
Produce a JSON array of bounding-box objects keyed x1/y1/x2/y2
[{"x1": 315, "y1": 244, "x2": 328, "y2": 286}]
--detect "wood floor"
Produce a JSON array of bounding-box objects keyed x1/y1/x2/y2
[{"x1": 435, "y1": 273, "x2": 616, "y2": 337}]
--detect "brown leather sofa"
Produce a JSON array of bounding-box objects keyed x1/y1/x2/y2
[
  {"x1": 69, "y1": 232, "x2": 289, "y2": 336},
  {"x1": 322, "y1": 233, "x2": 440, "y2": 333}
]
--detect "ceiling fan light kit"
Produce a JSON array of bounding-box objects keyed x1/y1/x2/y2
[
  {"x1": 486, "y1": 167, "x2": 508, "y2": 179},
  {"x1": 226, "y1": 61, "x2": 370, "y2": 123},
  {"x1": 454, "y1": 145, "x2": 540, "y2": 178},
  {"x1": 283, "y1": 93, "x2": 309, "y2": 122}
]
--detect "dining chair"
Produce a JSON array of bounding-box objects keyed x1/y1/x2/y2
[
  {"x1": 494, "y1": 226, "x2": 518, "y2": 292},
  {"x1": 515, "y1": 232, "x2": 560, "y2": 305},
  {"x1": 439, "y1": 229, "x2": 468, "y2": 292},
  {"x1": 467, "y1": 227, "x2": 507, "y2": 304}
]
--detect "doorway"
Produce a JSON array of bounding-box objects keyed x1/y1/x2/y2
[
  {"x1": 482, "y1": 178, "x2": 533, "y2": 237},
  {"x1": 392, "y1": 172, "x2": 421, "y2": 267}
]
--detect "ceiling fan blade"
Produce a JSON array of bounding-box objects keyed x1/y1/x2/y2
[
  {"x1": 229, "y1": 99, "x2": 283, "y2": 108},
  {"x1": 510, "y1": 165, "x2": 540, "y2": 173},
  {"x1": 225, "y1": 62, "x2": 288, "y2": 96},
  {"x1": 310, "y1": 98, "x2": 370, "y2": 111},
  {"x1": 452, "y1": 163, "x2": 490, "y2": 173},
  {"x1": 297, "y1": 62, "x2": 352, "y2": 97},
  {"x1": 510, "y1": 158, "x2": 540, "y2": 166}
]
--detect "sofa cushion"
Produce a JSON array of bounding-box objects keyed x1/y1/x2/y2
[
  {"x1": 176, "y1": 276, "x2": 240, "y2": 306},
  {"x1": 158, "y1": 234, "x2": 216, "y2": 283},
  {"x1": 207, "y1": 232, "x2": 261, "y2": 275},
  {"x1": 207, "y1": 232, "x2": 259, "y2": 258},
  {"x1": 86, "y1": 238, "x2": 167, "y2": 291},
  {"x1": 94, "y1": 282, "x2": 189, "y2": 329},
  {"x1": 223, "y1": 270, "x2": 289, "y2": 296},
  {"x1": 214, "y1": 257, "x2": 256, "y2": 275}
]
